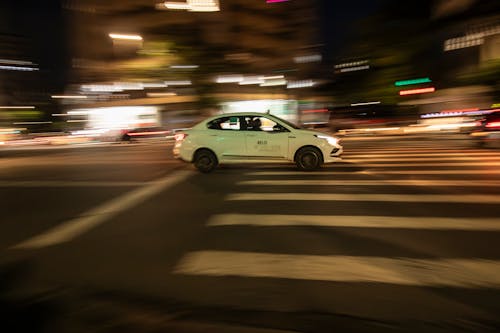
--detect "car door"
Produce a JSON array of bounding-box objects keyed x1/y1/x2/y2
[
  {"x1": 244, "y1": 115, "x2": 290, "y2": 158},
  {"x1": 205, "y1": 115, "x2": 246, "y2": 158}
]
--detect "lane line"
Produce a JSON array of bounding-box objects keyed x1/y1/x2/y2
[
  {"x1": 226, "y1": 193, "x2": 500, "y2": 204},
  {"x1": 174, "y1": 251, "x2": 500, "y2": 288},
  {"x1": 0, "y1": 180, "x2": 149, "y2": 187},
  {"x1": 11, "y1": 170, "x2": 193, "y2": 250},
  {"x1": 245, "y1": 170, "x2": 500, "y2": 176},
  {"x1": 237, "y1": 179, "x2": 500, "y2": 187},
  {"x1": 207, "y1": 214, "x2": 500, "y2": 231}
]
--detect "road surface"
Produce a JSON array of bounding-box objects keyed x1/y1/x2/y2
[{"x1": 1, "y1": 136, "x2": 500, "y2": 332}]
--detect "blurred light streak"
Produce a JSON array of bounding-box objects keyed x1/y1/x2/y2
[
  {"x1": 170, "y1": 65, "x2": 199, "y2": 69},
  {"x1": 216, "y1": 75, "x2": 244, "y2": 83},
  {"x1": 334, "y1": 60, "x2": 368, "y2": 69},
  {"x1": 394, "y1": 78, "x2": 432, "y2": 86},
  {"x1": 239, "y1": 77, "x2": 265, "y2": 85},
  {"x1": 52, "y1": 113, "x2": 69, "y2": 116},
  {"x1": 142, "y1": 82, "x2": 167, "y2": 88},
  {"x1": 486, "y1": 121, "x2": 500, "y2": 128},
  {"x1": 260, "y1": 79, "x2": 287, "y2": 86},
  {"x1": 0, "y1": 106, "x2": 35, "y2": 109},
  {"x1": 163, "y1": 2, "x2": 191, "y2": 10},
  {"x1": 399, "y1": 87, "x2": 435, "y2": 96},
  {"x1": 294, "y1": 54, "x2": 322, "y2": 63},
  {"x1": 302, "y1": 109, "x2": 328, "y2": 113},
  {"x1": 442, "y1": 108, "x2": 479, "y2": 113},
  {"x1": 338, "y1": 65, "x2": 369, "y2": 73},
  {"x1": 13, "y1": 121, "x2": 52, "y2": 125},
  {"x1": 162, "y1": 0, "x2": 219, "y2": 12},
  {"x1": 66, "y1": 120, "x2": 87, "y2": 123},
  {"x1": 263, "y1": 75, "x2": 285, "y2": 80},
  {"x1": 0, "y1": 59, "x2": 34, "y2": 65},
  {"x1": 287, "y1": 80, "x2": 315, "y2": 89},
  {"x1": 51, "y1": 95, "x2": 87, "y2": 99},
  {"x1": 267, "y1": 0, "x2": 289, "y2": 3},
  {"x1": 0, "y1": 65, "x2": 38, "y2": 71},
  {"x1": 108, "y1": 33, "x2": 143, "y2": 41},
  {"x1": 164, "y1": 80, "x2": 192, "y2": 85},
  {"x1": 147, "y1": 92, "x2": 177, "y2": 97},
  {"x1": 128, "y1": 131, "x2": 169, "y2": 136},
  {"x1": 351, "y1": 101, "x2": 381, "y2": 106},
  {"x1": 492, "y1": 103, "x2": 500, "y2": 108}
]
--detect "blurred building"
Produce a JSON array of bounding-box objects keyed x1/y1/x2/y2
[
  {"x1": 59, "y1": 0, "x2": 324, "y2": 128},
  {"x1": 0, "y1": 0, "x2": 69, "y2": 131}
]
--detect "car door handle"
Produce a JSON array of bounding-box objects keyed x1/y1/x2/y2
[
  {"x1": 288, "y1": 136, "x2": 296, "y2": 138},
  {"x1": 247, "y1": 134, "x2": 256, "y2": 137},
  {"x1": 210, "y1": 134, "x2": 218, "y2": 136}
]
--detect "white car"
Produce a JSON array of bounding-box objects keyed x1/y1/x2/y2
[{"x1": 173, "y1": 112, "x2": 343, "y2": 172}]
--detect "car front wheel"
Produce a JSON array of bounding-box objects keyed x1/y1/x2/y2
[
  {"x1": 194, "y1": 149, "x2": 218, "y2": 173},
  {"x1": 295, "y1": 147, "x2": 322, "y2": 171}
]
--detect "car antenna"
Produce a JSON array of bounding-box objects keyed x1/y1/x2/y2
[{"x1": 266, "y1": 109, "x2": 270, "y2": 114}]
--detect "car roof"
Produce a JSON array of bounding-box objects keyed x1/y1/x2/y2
[{"x1": 198, "y1": 112, "x2": 281, "y2": 124}]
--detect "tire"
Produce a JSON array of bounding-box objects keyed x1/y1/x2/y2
[
  {"x1": 194, "y1": 149, "x2": 218, "y2": 173},
  {"x1": 295, "y1": 147, "x2": 323, "y2": 171}
]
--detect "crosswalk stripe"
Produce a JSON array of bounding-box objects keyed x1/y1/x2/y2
[
  {"x1": 236, "y1": 179, "x2": 500, "y2": 187},
  {"x1": 245, "y1": 170, "x2": 500, "y2": 176},
  {"x1": 226, "y1": 193, "x2": 500, "y2": 204},
  {"x1": 174, "y1": 251, "x2": 500, "y2": 288},
  {"x1": 207, "y1": 214, "x2": 500, "y2": 231}
]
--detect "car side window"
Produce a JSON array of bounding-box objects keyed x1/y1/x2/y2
[
  {"x1": 243, "y1": 116, "x2": 289, "y2": 132},
  {"x1": 207, "y1": 116, "x2": 241, "y2": 130}
]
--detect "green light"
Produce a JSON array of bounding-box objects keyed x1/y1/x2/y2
[{"x1": 394, "y1": 78, "x2": 432, "y2": 86}]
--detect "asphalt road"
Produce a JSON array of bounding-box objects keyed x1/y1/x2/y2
[{"x1": 1, "y1": 136, "x2": 500, "y2": 332}]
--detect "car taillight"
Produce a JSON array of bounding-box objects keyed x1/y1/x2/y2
[
  {"x1": 485, "y1": 121, "x2": 500, "y2": 128},
  {"x1": 174, "y1": 133, "x2": 188, "y2": 141}
]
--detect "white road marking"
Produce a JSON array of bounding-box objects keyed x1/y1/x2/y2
[
  {"x1": 237, "y1": 179, "x2": 500, "y2": 187},
  {"x1": 11, "y1": 170, "x2": 193, "y2": 249},
  {"x1": 245, "y1": 170, "x2": 500, "y2": 176},
  {"x1": 207, "y1": 214, "x2": 500, "y2": 231},
  {"x1": 0, "y1": 180, "x2": 148, "y2": 187},
  {"x1": 226, "y1": 193, "x2": 500, "y2": 204},
  {"x1": 174, "y1": 251, "x2": 500, "y2": 288}
]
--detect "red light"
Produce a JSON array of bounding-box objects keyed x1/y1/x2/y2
[
  {"x1": 486, "y1": 121, "x2": 500, "y2": 128},
  {"x1": 399, "y1": 87, "x2": 436, "y2": 96},
  {"x1": 302, "y1": 109, "x2": 328, "y2": 114},
  {"x1": 174, "y1": 133, "x2": 188, "y2": 141}
]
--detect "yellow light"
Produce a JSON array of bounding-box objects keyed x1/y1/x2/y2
[
  {"x1": 51, "y1": 95, "x2": 88, "y2": 99},
  {"x1": 108, "y1": 33, "x2": 143, "y2": 41}
]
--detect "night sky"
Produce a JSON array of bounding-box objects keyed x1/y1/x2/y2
[{"x1": 319, "y1": 0, "x2": 382, "y2": 63}]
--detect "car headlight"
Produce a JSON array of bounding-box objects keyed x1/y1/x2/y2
[{"x1": 315, "y1": 134, "x2": 339, "y2": 146}]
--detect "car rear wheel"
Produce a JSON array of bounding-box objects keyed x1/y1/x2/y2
[
  {"x1": 194, "y1": 149, "x2": 218, "y2": 173},
  {"x1": 295, "y1": 147, "x2": 322, "y2": 171}
]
